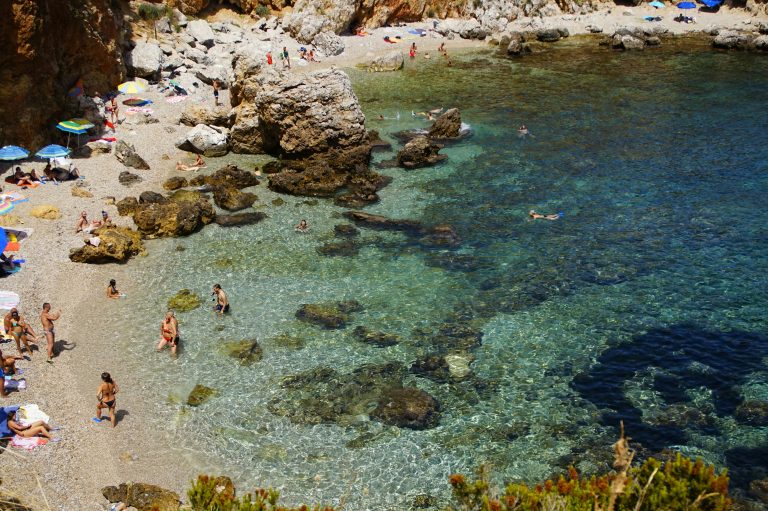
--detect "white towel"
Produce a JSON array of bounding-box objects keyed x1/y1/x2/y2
[{"x1": 18, "y1": 404, "x2": 50, "y2": 426}]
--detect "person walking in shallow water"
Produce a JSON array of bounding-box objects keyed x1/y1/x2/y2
[
  {"x1": 212, "y1": 284, "x2": 229, "y2": 316},
  {"x1": 156, "y1": 310, "x2": 179, "y2": 357}
]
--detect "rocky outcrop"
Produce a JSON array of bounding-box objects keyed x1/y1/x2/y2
[
  {"x1": 214, "y1": 211, "x2": 267, "y2": 227},
  {"x1": 371, "y1": 387, "x2": 441, "y2": 430},
  {"x1": 428, "y1": 108, "x2": 461, "y2": 139},
  {"x1": 189, "y1": 164, "x2": 260, "y2": 189},
  {"x1": 313, "y1": 31, "x2": 345, "y2": 57},
  {"x1": 713, "y1": 30, "x2": 756, "y2": 49},
  {"x1": 397, "y1": 136, "x2": 447, "y2": 169},
  {"x1": 163, "y1": 177, "x2": 188, "y2": 191},
  {"x1": 285, "y1": 0, "x2": 356, "y2": 42},
  {"x1": 608, "y1": 27, "x2": 665, "y2": 51},
  {"x1": 212, "y1": 187, "x2": 257, "y2": 211},
  {"x1": 353, "y1": 326, "x2": 400, "y2": 347},
  {"x1": 176, "y1": 124, "x2": 229, "y2": 157},
  {"x1": 132, "y1": 195, "x2": 215, "y2": 238},
  {"x1": 102, "y1": 483, "x2": 180, "y2": 511},
  {"x1": 115, "y1": 140, "x2": 150, "y2": 170},
  {"x1": 127, "y1": 41, "x2": 163, "y2": 79},
  {"x1": 0, "y1": 0, "x2": 123, "y2": 149},
  {"x1": 69, "y1": 227, "x2": 144, "y2": 264},
  {"x1": 187, "y1": 19, "x2": 216, "y2": 47},
  {"x1": 363, "y1": 51, "x2": 405, "y2": 72},
  {"x1": 180, "y1": 105, "x2": 232, "y2": 128}
]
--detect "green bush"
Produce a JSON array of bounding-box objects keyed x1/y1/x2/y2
[
  {"x1": 137, "y1": 2, "x2": 165, "y2": 20},
  {"x1": 187, "y1": 475, "x2": 336, "y2": 511},
  {"x1": 255, "y1": 4, "x2": 270, "y2": 17}
]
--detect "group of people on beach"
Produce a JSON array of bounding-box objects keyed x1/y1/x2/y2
[{"x1": 1, "y1": 303, "x2": 61, "y2": 368}]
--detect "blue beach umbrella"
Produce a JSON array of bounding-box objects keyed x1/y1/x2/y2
[
  {"x1": 678, "y1": 2, "x2": 697, "y2": 8},
  {"x1": 699, "y1": 0, "x2": 722, "y2": 7},
  {"x1": 0, "y1": 145, "x2": 29, "y2": 161},
  {"x1": 650, "y1": 0, "x2": 665, "y2": 7},
  {"x1": 35, "y1": 144, "x2": 71, "y2": 159}
]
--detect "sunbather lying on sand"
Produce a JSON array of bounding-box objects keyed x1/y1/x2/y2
[
  {"x1": 176, "y1": 154, "x2": 206, "y2": 171},
  {"x1": 7, "y1": 409, "x2": 53, "y2": 439}
]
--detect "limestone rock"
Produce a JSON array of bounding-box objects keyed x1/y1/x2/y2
[
  {"x1": 115, "y1": 140, "x2": 150, "y2": 170},
  {"x1": 753, "y1": 35, "x2": 768, "y2": 51},
  {"x1": 168, "y1": 289, "x2": 202, "y2": 312},
  {"x1": 436, "y1": 18, "x2": 485, "y2": 39},
  {"x1": 189, "y1": 165, "x2": 260, "y2": 189},
  {"x1": 101, "y1": 482, "x2": 180, "y2": 511},
  {"x1": 735, "y1": 400, "x2": 768, "y2": 426},
  {"x1": 353, "y1": 326, "x2": 399, "y2": 347},
  {"x1": 212, "y1": 186, "x2": 257, "y2": 211},
  {"x1": 428, "y1": 108, "x2": 461, "y2": 139},
  {"x1": 195, "y1": 64, "x2": 229, "y2": 87},
  {"x1": 133, "y1": 198, "x2": 215, "y2": 237},
  {"x1": 119, "y1": 171, "x2": 142, "y2": 186},
  {"x1": 334, "y1": 224, "x2": 359, "y2": 237},
  {"x1": 222, "y1": 339, "x2": 263, "y2": 365},
  {"x1": 69, "y1": 227, "x2": 144, "y2": 264},
  {"x1": 163, "y1": 177, "x2": 189, "y2": 191},
  {"x1": 713, "y1": 30, "x2": 752, "y2": 49},
  {"x1": 187, "y1": 19, "x2": 215, "y2": 47},
  {"x1": 214, "y1": 211, "x2": 267, "y2": 227},
  {"x1": 612, "y1": 33, "x2": 645, "y2": 51},
  {"x1": 342, "y1": 210, "x2": 424, "y2": 234},
  {"x1": 444, "y1": 353, "x2": 473, "y2": 379},
  {"x1": 176, "y1": 124, "x2": 229, "y2": 157},
  {"x1": 313, "y1": 30, "x2": 345, "y2": 57},
  {"x1": 371, "y1": 387, "x2": 441, "y2": 430},
  {"x1": 139, "y1": 191, "x2": 169, "y2": 204},
  {"x1": 363, "y1": 51, "x2": 404, "y2": 72},
  {"x1": 316, "y1": 240, "x2": 359, "y2": 257},
  {"x1": 71, "y1": 185, "x2": 93, "y2": 198},
  {"x1": 536, "y1": 28, "x2": 562, "y2": 42},
  {"x1": 128, "y1": 41, "x2": 164, "y2": 79},
  {"x1": 397, "y1": 136, "x2": 447, "y2": 169},
  {"x1": 180, "y1": 105, "x2": 231, "y2": 127},
  {"x1": 116, "y1": 197, "x2": 138, "y2": 216},
  {"x1": 30, "y1": 205, "x2": 61, "y2": 220},
  {"x1": 295, "y1": 300, "x2": 362, "y2": 329},
  {"x1": 187, "y1": 384, "x2": 217, "y2": 406}
]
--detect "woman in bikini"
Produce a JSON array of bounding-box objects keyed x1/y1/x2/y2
[
  {"x1": 156, "y1": 310, "x2": 178, "y2": 356},
  {"x1": 9, "y1": 309, "x2": 36, "y2": 357},
  {"x1": 96, "y1": 372, "x2": 119, "y2": 427},
  {"x1": 7, "y1": 409, "x2": 53, "y2": 439}
]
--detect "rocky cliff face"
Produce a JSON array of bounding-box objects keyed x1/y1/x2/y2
[{"x1": 0, "y1": 0, "x2": 124, "y2": 148}]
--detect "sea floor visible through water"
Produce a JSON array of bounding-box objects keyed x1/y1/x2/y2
[{"x1": 111, "y1": 43, "x2": 768, "y2": 509}]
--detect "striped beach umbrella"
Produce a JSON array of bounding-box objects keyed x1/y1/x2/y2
[
  {"x1": 118, "y1": 80, "x2": 148, "y2": 94},
  {"x1": 35, "y1": 144, "x2": 71, "y2": 159},
  {"x1": 56, "y1": 120, "x2": 89, "y2": 135},
  {"x1": 0, "y1": 145, "x2": 29, "y2": 161}
]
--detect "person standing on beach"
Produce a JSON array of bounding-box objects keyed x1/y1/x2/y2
[
  {"x1": 212, "y1": 284, "x2": 230, "y2": 316},
  {"x1": 282, "y1": 46, "x2": 291, "y2": 69},
  {"x1": 213, "y1": 79, "x2": 220, "y2": 106},
  {"x1": 5, "y1": 309, "x2": 37, "y2": 357},
  {"x1": 95, "y1": 372, "x2": 119, "y2": 428},
  {"x1": 266, "y1": 51, "x2": 273, "y2": 65},
  {"x1": 40, "y1": 303, "x2": 61, "y2": 363}
]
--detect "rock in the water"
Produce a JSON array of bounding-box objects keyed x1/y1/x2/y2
[
  {"x1": 754, "y1": 35, "x2": 768, "y2": 51},
  {"x1": 397, "y1": 136, "x2": 447, "y2": 169},
  {"x1": 313, "y1": 30, "x2": 345, "y2": 57},
  {"x1": 713, "y1": 30, "x2": 752, "y2": 49},
  {"x1": 353, "y1": 326, "x2": 399, "y2": 347},
  {"x1": 119, "y1": 171, "x2": 142, "y2": 186},
  {"x1": 180, "y1": 105, "x2": 231, "y2": 127},
  {"x1": 428, "y1": 108, "x2": 462, "y2": 139},
  {"x1": 445, "y1": 353, "x2": 473, "y2": 379},
  {"x1": 536, "y1": 28, "x2": 562, "y2": 42},
  {"x1": 410, "y1": 355, "x2": 451, "y2": 383},
  {"x1": 419, "y1": 224, "x2": 462, "y2": 248},
  {"x1": 189, "y1": 164, "x2": 260, "y2": 189},
  {"x1": 128, "y1": 41, "x2": 163, "y2": 78},
  {"x1": 115, "y1": 140, "x2": 150, "y2": 170},
  {"x1": 116, "y1": 197, "x2": 138, "y2": 216},
  {"x1": 222, "y1": 339, "x2": 263, "y2": 365},
  {"x1": 371, "y1": 387, "x2": 441, "y2": 430},
  {"x1": 296, "y1": 300, "x2": 362, "y2": 329},
  {"x1": 187, "y1": 19, "x2": 215, "y2": 47},
  {"x1": 612, "y1": 32, "x2": 645, "y2": 51},
  {"x1": 334, "y1": 224, "x2": 359, "y2": 237},
  {"x1": 69, "y1": 227, "x2": 144, "y2": 264},
  {"x1": 212, "y1": 186, "x2": 257, "y2": 211},
  {"x1": 342, "y1": 210, "x2": 424, "y2": 235},
  {"x1": 735, "y1": 400, "x2": 768, "y2": 426},
  {"x1": 751, "y1": 478, "x2": 768, "y2": 504},
  {"x1": 316, "y1": 240, "x2": 359, "y2": 257},
  {"x1": 187, "y1": 384, "x2": 217, "y2": 406},
  {"x1": 363, "y1": 51, "x2": 404, "y2": 72},
  {"x1": 214, "y1": 211, "x2": 267, "y2": 227},
  {"x1": 163, "y1": 176, "x2": 188, "y2": 191},
  {"x1": 176, "y1": 124, "x2": 229, "y2": 157},
  {"x1": 101, "y1": 482, "x2": 180, "y2": 511},
  {"x1": 167, "y1": 289, "x2": 201, "y2": 312},
  {"x1": 30, "y1": 205, "x2": 61, "y2": 220},
  {"x1": 133, "y1": 197, "x2": 215, "y2": 237}
]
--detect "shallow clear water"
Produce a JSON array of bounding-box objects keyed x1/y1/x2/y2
[{"x1": 114, "y1": 44, "x2": 768, "y2": 508}]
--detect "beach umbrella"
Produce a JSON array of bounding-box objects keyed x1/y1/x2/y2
[
  {"x1": 0, "y1": 202, "x2": 14, "y2": 217},
  {"x1": 699, "y1": 0, "x2": 722, "y2": 7},
  {"x1": 56, "y1": 120, "x2": 90, "y2": 148},
  {"x1": 118, "y1": 80, "x2": 148, "y2": 94},
  {"x1": 677, "y1": 2, "x2": 696, "y2": 7},
  {"x1": 650, "y1": 0, "x2": 665, "y2": 7},
  {"x1": 0, "y1": 145, "x2": 29, "y2": 161},
  {"x1": 35, "y1": 144, "x2": 71, "y2": 159}
]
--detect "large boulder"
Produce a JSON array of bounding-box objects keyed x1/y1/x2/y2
[
  {"x1": 180, "y1": 105, "x2": 231, "y2": 127},
  {"x1": 214, "y1": 211, "x2": 267, "y2": 227},
  {"x1": 189, "y1": 165, "x2": 260, "y2": 189},
  {"x1": 536, "y1": 28, "x2": 562, "y2": 42},
  {"x1": 285, "y1": 0, "x2": 356, "y2": 41},
  {"x1": 176, "y1": 124, "x2": 229, "y2": 157},
  {"x1": 371, "y1": 387, "x2": 441, "y2": 430},
  {"x1": 115, "y1": 140, "x2": 150, "y2": 170},
  {"x1": 69, "y1": 227, "x2": 144, "y2": 264},
  {"x1": 612, "y1": 33, "x2": 645, "y2": 51},
  {"x1": 397, "y1": 136, "x2": 447, "y2": 169},
  {"x1": 436, "y1": 18, "x2": 485, "y2": 39},
  {"x1": 132, "y1": 197, "x2": 215, "y2": 237},
  {"x1": 713, "y1": 30, "x2": 752, "y2": 49},
  {"x1": 313, "y1": 31, "x2": 345, "y2": 57},
  {"x1": 363, "y1": 51, "x2": 404, "y2": 72},
  {"x1": 102, "y1": 483, "x2": 180, "y2": 511},
  {"x1": 127, "y1": 41, "x2": 163, "y2": 79},
  {"x1": 212, "y1": 186, "x2": 257, "y2": 211},
  {"x1": 428, "y1": 108, "x2": 461, "y2": 139},
  {"x1": 295, "y1": 300, "x2": 362, "y2": 329},
  {"x1": 186, "y1": 19, "x2": 215, "y2": 47}
]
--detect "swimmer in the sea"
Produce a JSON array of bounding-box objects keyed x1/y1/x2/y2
[
  {"x1": 518, "y1": 125, "x2": 529, "y2": 136},
  {"x1": 529, "y1": 210, "x2": 562, "y2": 221}
]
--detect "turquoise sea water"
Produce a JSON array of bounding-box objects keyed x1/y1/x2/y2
[{"x1": 114, "y1": 43, "x2": 768, "y2": 508}]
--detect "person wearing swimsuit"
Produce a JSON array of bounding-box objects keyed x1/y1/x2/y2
[
  {"x1": 7, "y1": 410, "x2": 53, "y2": 439},
  {"x1": 106, "y1": 279, "x2": 120, "y2": 299},
  {"x1": 96, "y1": 372, "x2": 119, "y2": 427},
  {"x1": 156, "y1": 310, "x2": 179, "y2": 356}
]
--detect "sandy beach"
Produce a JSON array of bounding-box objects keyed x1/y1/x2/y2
[{"x1": 1, "y1": 4, "x2": 766, "y2": 509}]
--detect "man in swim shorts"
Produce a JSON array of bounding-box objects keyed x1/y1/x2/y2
[
  {"x1": 212, "y1": 284, "x2": 230, "y2": 316},
  {"x1": 40, "y1": 303, "x2": 62, "y2": 363}
]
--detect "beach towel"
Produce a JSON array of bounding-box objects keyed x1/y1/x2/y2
[
  {"x1": 3, "y1": 178, "x2": 39, "y2": 188},
  {"x1": 3, "y1": 379, "x2": 27, "y2": 391},
  {"x1": 0, "y1": 192, "x2": 28, "y2": 204},
  {"x1": 166, "y1": 96, "x2": 187, "y2": 104},
  {"x1": 126, "y1": 107, "x2": 154, "y2": 115},
  {"x1": 0, "y1": 291, "x2": 20, "y2": 310},
  {"x1": 11, "y1": 435, "x2": 48, "y2": 450},
  {"x1": 17, "y1": 404, "x2": 50, "y2": 427}
]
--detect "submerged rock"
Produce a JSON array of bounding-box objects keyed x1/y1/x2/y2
[
  {"x1": 187, "y1": 384, "x2": 217, "y2": 407},
  {"x1": 270, "y1": 334, "x2": 306, "y2": 350},
  {"x1": 371, "y1": 387, "x2": 441, "y2": 430},
  {"x1": 316, "y1": 240, "x2": 359, "y2": 257},
  {"x1": 212, "y1": 186, "x2": 257, "y2": 211},
  {"x1": 167, "y1": 289, "x2": 202, "y2": 312},
  {"x1": 735, "y1": 400, "x2": 768, "y2": 426},
  {"x1": 214, "y1": 212, "x2": 267, "y2": 227},
  {"x1": 419, "y1": 224, "x2": 462, "y2": 248},
  {"x1": 296, "y1": 300, "x2": 362, "y2": 329},
  {"x1": 222, "y1": 339, "x2": 263, "y2": 366},
  {"x1": 334, "y1": 224, "x2": 360, "y2": 237},
  {"x1": 342, "y1": 211, "x2": 424, "y2": 235},
  {"x1": 353, "y1": 326, "x2": 400, "y2": 347},
  {"x1": 101, "y1": 482, "x2": 180, "y2": 511}
]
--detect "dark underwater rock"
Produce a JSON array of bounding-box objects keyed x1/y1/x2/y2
[
  {"x1": 353, "y1": 326, "x2": 400, "y2": 347},
  {"x1": 735, "y1": 400, "x2": 768, "y2": 427},
  {"x1": 295, "y1": 300, "x2": 362, "y2": 329},
  {"x1": 187, "y1": 384, "x2": 217, "y2": 407},
  {"x1": 222, "y1": 339, "x2": 263, "y2": 366},
  {"x1": 334, "y1": 224, "x2": 360, "y2": 237},
  {"x1": 371, "y1": 387, "x2": 441, "y2": 430},
  {"x1": 316, "y1": 240, "x2": 359, "y2": 257}
]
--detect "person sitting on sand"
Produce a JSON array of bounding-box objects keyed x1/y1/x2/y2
[
  {"x1": 295, "y1": 219, "x2": 309, "y2": 233},
  {"x1": 106, "y1": 279, "x2": 121, "y2": 299},
  {"x1": 95, "y1": 372, "x2": 119, "y2": 428},
  {"x1": 176, "y1": 154, "x2": 206, "y2": 171},
  {"x1": 0, "y1": 347, "x2": 23, "y2": 376},
  {"x1": 10, "y1": 167, "x2": 34, "y2": 187},
  {"x1": 529, "y1": 210, "x2": 561, "y2": 221},
  {"x1": 156, "y1": 310, "x2": 179, "y2": 356},
  {"x1": 355, "y1": 26, "x2": 369, "y2": 36},
  {"x1": 0, "y1": 253, "x2": 17, "y2": 273},
  {"x1": 6, "y1": 409, "x2": 53, "y2": 439},
  {"x1": 308, "y1": 49, "x2": 319, "y2": 62},
  {"x1": 75, "y1": 211, "x2": 91, "y2": 233}
]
